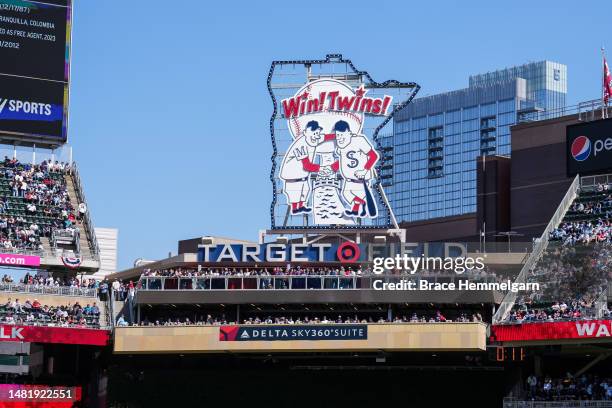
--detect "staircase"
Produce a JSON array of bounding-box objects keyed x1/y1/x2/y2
[
  {"x1": 40, "y1": 236, "x2": 53, "y2": 257},
  {"x1": 64, "y1": 171, "x2": 96, "y2": 260},
  {"x1": 98, "y1": 302, "x2": 109, "y2": 328}
]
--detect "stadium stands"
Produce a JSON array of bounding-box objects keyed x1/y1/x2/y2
[
  {"x1": 138, "y1": 265, "x2": 507, "y2": 291},
  {"x1": 132, "y1": 311, "x2": 484, "y2": 326},
  {"x1": 501, "y1": 182, "x2": 612, "y2": 324},
  {"x1": 510, "y1": 373, "x2": 612, "y2": 402},
  {"x1": 0, "y1": 297, "x2": 101, "y2": 328},
  {"x1": 550, "y1": 189, "x2": 612, "y2": 244},
  {"x1": 0, "y1": 158, "x2": 72, "y2": 252},
  {"x1": 0, "y1": 158, "x2": 98, "y2": 261}
]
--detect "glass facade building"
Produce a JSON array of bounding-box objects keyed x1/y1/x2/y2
[{"x1": 384, "y1": 61, "x2": 567, "y2": 223}]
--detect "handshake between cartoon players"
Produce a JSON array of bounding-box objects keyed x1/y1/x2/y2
[{"x1": 279, "y1": 119, "x2": 380, "y2": 218}]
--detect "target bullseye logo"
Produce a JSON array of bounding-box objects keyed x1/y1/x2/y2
[
  {"x1": 337, "y1": 242, "x2": 361, "y2": 263},
  {"x1": 571, "y1": 136, "x2": 591, "y2": 162}
]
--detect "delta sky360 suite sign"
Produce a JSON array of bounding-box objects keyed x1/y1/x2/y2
[{"x1": 268, "y1": 55, "x2": 419, "y2": 229}]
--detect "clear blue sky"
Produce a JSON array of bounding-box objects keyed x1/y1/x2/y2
[{"x1": 67, "y1": 0, "x2": 611, "y2": 270}]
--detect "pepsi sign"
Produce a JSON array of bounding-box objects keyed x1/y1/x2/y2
[
  {"x1": 570, "y1": 136, "x2": 591, "y2": 161},
  {"x1": 567, "y1": 118, "x2": 612, "y2": 176}
]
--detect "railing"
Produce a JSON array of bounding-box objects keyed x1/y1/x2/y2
[
  {"x1": 518, "y1": 98, "x2": 611, "y2": 124},
  {"x1": 581, "y1": 173, "x2": 612, "y2": 191},
  {"x1": 0, "y1": 321, "x2": 111, "y2": 331},
  {"x1": 494, "y1": 310, "x2": 606, "y2": 325},
  {"x1": 493, "y1": 175, "x2": 580, "y2": 323},
  {"x1": 464, "y1": 241, "x2": 534, "y2": 254},
  {"x1": 0, "y1": 247, "x2": 45, "y2": 257},
  {"x1": 50, "y1": 228, "x2": 79, "y2": 253},
  {"x1": 504, "y1": 400, "x2": 612, "y2": 408},
  {"x1": 69, "y1": 162, "x2": 99, "y2": 260},
  {"x1": 0, "y1": 283, "x2": 98, "y2": 298},
  {"x1": 139, "y1": 274, "x2": 504, "y2": 291},
  {"x1": 595, "y1": 290, "x2": 609, "y2": 318},
  {"x1": 108, "y1": 289, "x2": 116, "y2": 329}
]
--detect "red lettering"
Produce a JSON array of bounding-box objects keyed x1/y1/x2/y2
[
  {"x1": 381, "y1": 96, "x2": 391, "y2": 115},
  {"x1": 328, "y1": 91, "x2": 339, "y2": 110},
  {"x1": 371, "y1": 98, "x2": 383, "y2": 114},
  {"x1": 282, "y1": 98, "x2": 301, "y2": 118},
  {"x1": 360, "y1": 98, "x2": 373, "y2": 113},
  {"x1": 318, "y1": 92, "x2": 326, "y2": 111},
  {"x1": 337, "y1": 96, "x2": 355, "y2": 110},
  {"x1": 306, "y1": 99, "x2": 319, "y2": 113}
]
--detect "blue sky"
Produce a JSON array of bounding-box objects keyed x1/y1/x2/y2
[{"x1": 65, "y1": 0, "x2": 611, "y2": 270}]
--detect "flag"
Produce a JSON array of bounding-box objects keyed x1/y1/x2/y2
[{"x1": 604, "y1": 56, "x2": 612, "y2": 104}]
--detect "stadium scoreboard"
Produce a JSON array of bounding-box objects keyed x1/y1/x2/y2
[{"x1": 0, "y1": 0, "x2": 71, "y2": 146}]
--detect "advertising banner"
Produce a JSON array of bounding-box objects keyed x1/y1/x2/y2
[
  {"x1": 491, "y1": 320, "x2": 612, "y2": 342},
  {"x1": 0, "y1": 0, "x2": 71, "y2": 144},
  {"x1": 0, "y1": 325, "x2": 109, "y2": 346},
  {"x1": 219, "y1": 325, "x2": 368, "y2": 341},
  {"x1": 567, "y1": 118, "x2": 612, "y2": 176},
  {"x1": 197, "y1": 242, "x2": 469, "y2": 264},
  {"x1": 114, "y1": 323, "x2": 487, "y2": 353},
  {"x1": 0, "y1": 253, "x2": 40, "y2": 267}
]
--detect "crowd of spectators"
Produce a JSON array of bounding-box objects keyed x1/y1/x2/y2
[
  {"x1": 140, "y1": 265, "x2": 507, "y2": 291},
  {"x1": 0, "y1": 297, "x2": 100, "y2": 328},
  {"x1": 516, "y1": 240, "x2": 611, "y2": 308},
  {"x1": 132, "y1": 310, "x2": 484, "y2": 327},
  {"x1": 506, "y1": 299, "x2": 610, "y2": 323},
  {"x1": 0, "y1": 157, "x2": 83, "y2": 252},
  {"x1": 523, "y1": 373, "x2": 612, "y2": 401},
  {"x1": 549, "y1": 184, "x2": 612, "y2": 245},
  {"x1": 513, "y1": 184, "x2": 612, "y2": 314},
  {"x1": 0, "y1": 272, "x2": 99, "y2": 296},
  {"x1": 93, "y1": 279, "x2": 135, "y2": 302},
  {"x1": 550, "y1": 219, "x2": 612, "y2": 245},
  {"x1": 142, "y1": 265, "x2": 502, "y2": 279}
]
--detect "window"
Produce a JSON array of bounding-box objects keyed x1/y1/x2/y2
[
  {"x1": 480, "y1": 115, "x2": 497, "y2": 156},
  {"x1": 427, "y1": 126, "x2": 444, "y2": 178}
]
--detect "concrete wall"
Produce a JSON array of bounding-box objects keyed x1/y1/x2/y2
[{"x1": 510, "y1": 115, "x2": 578, "y2": 238}]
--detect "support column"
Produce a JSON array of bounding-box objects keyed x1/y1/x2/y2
[{"x1": 534, "y1": 355, "x2": 542, "y2": 376}]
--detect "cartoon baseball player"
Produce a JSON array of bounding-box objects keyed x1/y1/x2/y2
[
  {"x1": 333, "y1": 120, "x2": 380, "y2": 218},
  {"x1": 280, "y1": 120, "x2": 338, "y2": 214}
]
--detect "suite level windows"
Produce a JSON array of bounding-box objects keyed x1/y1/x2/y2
[
  {"x1": 428, "y1": 126, "x2": 444, "y2": 178},
  {"x1": 380, "y1": 146, "x2": 394, "y2": 187},
  {"x1": 480, "y1": 116, "x2": 497, "y2": 156}
]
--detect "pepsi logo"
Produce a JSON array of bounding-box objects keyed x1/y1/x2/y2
[{"x1": 571, "y1": 136, "x2": 591, "y2": 162}]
